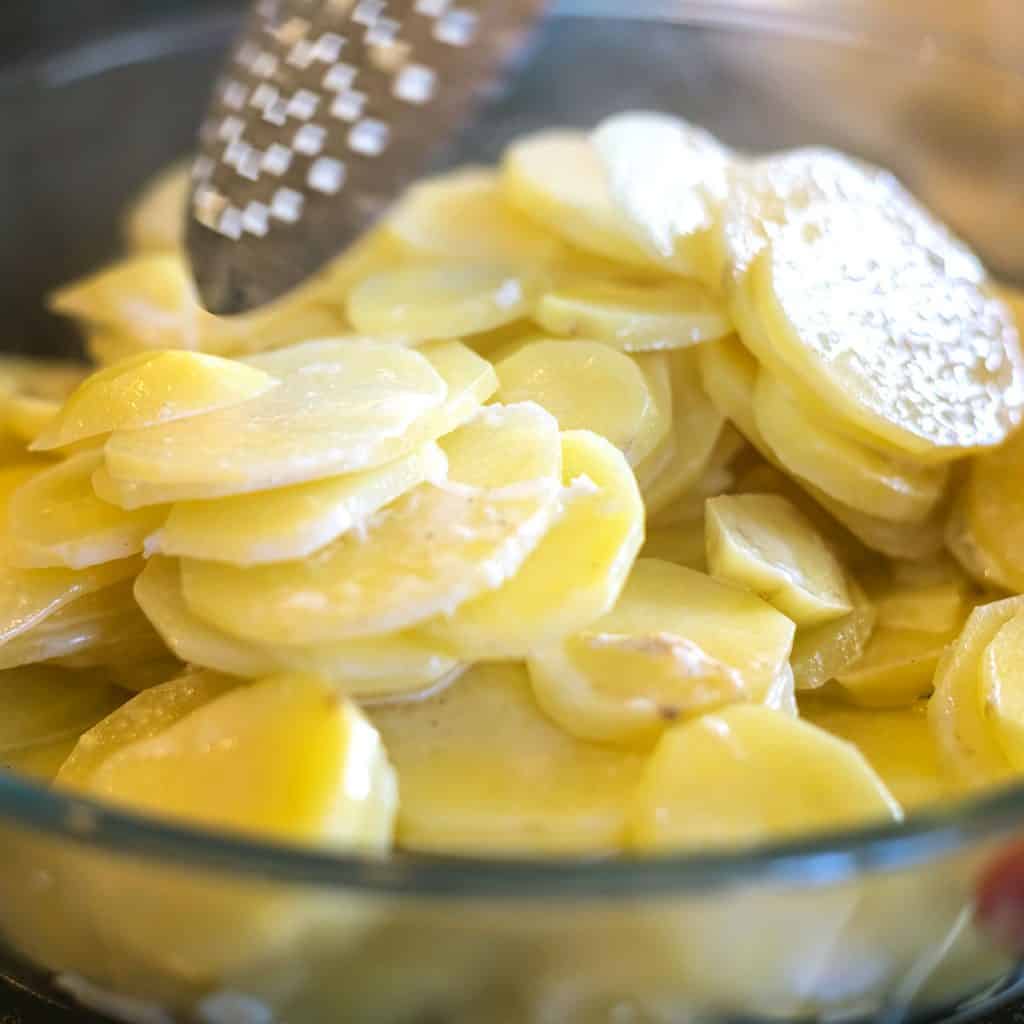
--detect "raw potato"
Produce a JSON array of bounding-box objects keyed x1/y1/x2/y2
[
  {"x1": 592, "y1": 111, "x2": 732, "y2": 282},
  {"x1": 495, "y1": 340, "x2": 665, "y2": 465},
  {"x1": 136, "y1": 557, "x2": 460, "y2": 698},
  {"x1": 385, "y1": 166, "x2": 561, "y2": 268},
  {"x1": 798, "y1": 698, "x2": 955, "y2": 810},
  {"x1": 8, "y1": 451, "x2": 166, "y2": 569},
  {"x1": 528, "y1": 558, "x2": 795, "y2": 745},
  {"x1": 641, "y1": 522, "x2": 707, "y2": 572},
  {"x1": 980, "y1": 611, "x2": 1024, "y2": 769},
  {"x1": 630, "y1": 704, "x2": 901, "y2": 850},
  {"x1": 370, "y1": 663, "x2": 645, "y2": 854},
  {"x1": 791, "y1": 580, "x2": 876, "y2": 690},
  {"x1": 706, "y1": 493, "x2": 852, "y2": 626},
  {"x1": 103, "y1": 339, "x2": 448, "y2": 489},
  {"x1": 753, "y1": 371, "x2": 948, "y2": 524},
  {"x1": 533, "y1": 278, "x2": 731, "y2": 351},
  {"x1": 32, "y1": 350, "x2": 277, "y2": 451},
  {"x1": 873, "y1": 578, "x2": 971, "y2": 635},
  {"x1": 696, "y1": 335, "x2": 770, "y2": 454},
  {"x1": 149, "y1": 443, "x2": 446, "y2": 567},
  {"x1": 749, "y1": 202, "x2": 1024, "y2": 459},
  {"x1": 928, "y1": 596, "x2": 1024, "y2": 788},
  {"x1": 500, "y1": 131, "x2": 666, "y2": 270},
  {"x1": 642, "y1": 351, "x2": 725, "y2": 518},
  {"x1": 347, "y1": 263, "x2": 539, "y2": 342},
  {"x1": 179, "y1": 403, "x2": 566, "y2": 645},
  {"x1": 631, "y1": 352, "x2": 675, "y2": 491},
  {"x1": 92, "y1": 340, "x2": 497, "y2": 508},
  {"x1": 420, "y1": 430, "x2": 643, "y2": 660},
  {"x1": 123, "y1": 159, "x2": 190, "y2": 252}
]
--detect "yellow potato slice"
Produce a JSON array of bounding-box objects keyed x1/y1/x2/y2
[
  {"x1": 495, "y1": 339, "x2": 663, "y2": 465},
  {"x1": 632, "y1": 352, "x2": 676, "y2": 493},
  {"x1": 3, "y1": 735, "x2": 81, "y2": 780},
  {"x1": 945, "y1": 492, "x2": 1015, "y2": 592},
  {"x1": 136, "y1": 557, "x2": 460, "y2": 698},
  {"x1": 385, "y1": 165, "x2": 561, "y2": 267},
  {"x1": 528, "y1": 558, "x2": 795, "y2": 745},
  {"x1": 929, "y1": 596, "x2": 1024, "y2": 788},
  {"x1": 980, "y1": 610, "x2": 1024, "y2": 770},
  {"x1": 122, "y1": 159, "x2": 189, "y2": 252},
  {"x1": 370, "y1": 663, "x2": 645, "y2": 854},
  {"x1": 713, "y1": 146, "x2": 984, "y2": 289},
  {"x1": 179, "y1": 403, "x2": 566, "y2": 645},
  {"x1": 8, "y1": 451, "x2": 165, "y2": 569},
  {"x1": 749, "y1": 202, "x2": 1023, "y2": 460},
  {"x1": 0, "y1": 665, "x2": 125, "y2": 756},
  {"x1": 706, "y1": 493, "x2": 852, "y2": 626},
  {"x1": 754, "y1": 371, "x2": 948, "y2": 523},
  {"x1": 149, "y1": 443, "x2": 446, "y2": 567},
  {"x1": 696, "y1": 334, "x2": 770, "y2": 454},
  {"x1": 798, "y1": 698, "x2": 955, "y2": 810},
  {"x1": 103, "y1": 338, "x2": 448, "y2": 489},
  {"x1": 500, "y1": 131, "x2": 667, "y2": 270},
  {"x1": 533, "y1": 278, "x2": 731, "y2": 352},
  {"x1": 5, "y1": 395, "x2": 59, "y2": 445},
  {"x1": 791, "y1": 579, "x2": 876, "y2": 690},
  {"x1": 592, "y1": 111, "x2": 732, "y2": 282},
  {"x1": 93, "y1": 340, "x2": 496, "y2": 508},
  {"x1": 641, "y1": 522, "x2": 707, "y2": 572},
  {"x1": 347, "y1": 263, "x2": 539, "y2": 342},
  {"x1": 629, "y1": 704, "x2": 901, "y2": 851},
  {"x1": 643, "y1": 351, "x2": 725, "y2": 518},
  {"x1": 32, "y1": 350, "x2": 277, "y2": 451},
  {"x1": 872, "y1": 578, "x2": 971, "y2": 636},
  {"x1": 419, "y1": 429, "x2": 643, "y2": 660},
  {"x1": 962, "y1": 427, "x2": 1024, "y2": 592},
  {"x1": 81, "y1": 673, "x2": 397, "y2": 847}
]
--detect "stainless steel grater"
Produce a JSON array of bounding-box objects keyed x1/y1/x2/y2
[{"x1": 186, "y1": 0, "x2": 547, "y2": 315}]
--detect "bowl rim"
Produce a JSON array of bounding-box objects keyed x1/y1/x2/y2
[{"x1": 2, "y1": 0, "x2": 1024, "y2": 899}]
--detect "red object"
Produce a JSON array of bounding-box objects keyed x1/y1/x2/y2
[{"x1": 976, "y1": 839, "x2": 1024, "y2": 952}]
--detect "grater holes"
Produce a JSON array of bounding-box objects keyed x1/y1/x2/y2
[
  {"x1": 352, "y1": 1, "x2": 386, "y2": 27},
  {"x1": 434, "y1": 9, "x2": 479, "y2": 46},
  {"x1": 330, "y1": 89, "x2": 367, "y2": 122},
  {"x1": 324, "y1": 62, "x2": 358, "y2": 91},
  {"x1": 308, "y1": 157, "x2": 347, "y2": 195},
  {"x1": 293, "y1": 123, "x2": 328, "y2": 157},
  {"x1": 271, "y1": 188, "x2": 305, "y2": 224},
  {"x1": 262, "y1": 143, "x2": 294, "y2": 176},
  {"x1": 348, "y1": 118, "x2": 390, "y2": 157},
  {"x1": 393, "y1": 64, "x2": 437, "y2": 104}
]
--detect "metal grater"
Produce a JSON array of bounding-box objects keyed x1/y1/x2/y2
[{"x1": 187, "y1": 0, "x2": 547, "y2": 315}]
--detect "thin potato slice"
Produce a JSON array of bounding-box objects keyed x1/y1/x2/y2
[
  {"x1": 347, "y1": 263, "x2": 538, "y2": 342},
  {"x1": 630, "y1": 704, "x2": 901, "y2": 851},
  {"x1": 533, "y1": 278, "x2": 730, "y2": 352},
  {"x1": 528, "y1": 559, "x2": 795, "y2": 745},
  {"x1": 370, "y1": 663, "x2": 645, "y2": 854},
  {"x1": 32, "y1": 350, "x2": 277, "y2": 451},
  {"x1": 93, "y1": 341, "x2": 496, "y2": 508},
  {"x1": 500, "y1": 131, "x2": 667, "y2": 270},
  {"x1": 928, "y1": 596, "x2": 1024, "y2": 788},
  {"x1": 78, "y1": 673, "x2": 397, "y2": 848},
  {"x1": 641, "y1": 522, "x2": 707, "y2": 572},
  {"x1": 6, "y1": 396, "x2": 59, "y2": 445},
  {"x1": 180, "y1": 403, "x2": 565, "y2": 645},
  {"x1": 136, "y1": 557, "x2": 460, "y2": 698},
  {"x1": 872, "y1": 578, "x2": 971, "y2": 635},
  {"x1": 495, "y1": 340, "x2": 663, "y2": 465},
  {"x1": 385, "y1": 166, "x2": 561, "y2": 267},
  {"x1": 122, "y1": 159, "x2": 189, "y2": 253},
  {"x1": 791, "y1": 580, "x2": 876, "y2": 690},
  {"x1": 696, "y1": 335, "x2": 770, "y2": 454},
  {"x1": 980, "y1": 611, "x2": 1024, "y2": 770},
  {"x1": 420, "y1": 430, "x2": 643, "y2": 660},
  {"x1": 104, "y1": 339, "x2": 448, "y2": 489},
  {"x1": 0, "y1": 665, "x2": 125, "y2": 755},
  {"x1": 643, "y1": 351, "x2": 725, "y2": 518},
  {"x1": 706, "y1": 493, "x2": 852, "y2": 626},
  {"x1": 754, "y1": 370, "x2": 948, "y2": 524},
  {"x1": 798, "y1": 698, "x2": 955, "y2": 810},
  {"x1": 946, "y1": 493, "x2": 1015, "y2": 591},
  {"x1": 751, "y1": 203, "x2": 1023, "y2": 459},
  {"x1": 592, "y1": 111, "x2": 732, "y2": 282},
  {"x1": 149, "y1": 443, "x2": 446, "y2": 567},
  {"x1": 9, "y1": 451, "x2": 165, "y2": 569}
]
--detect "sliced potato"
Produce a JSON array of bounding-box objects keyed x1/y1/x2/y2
[
  {"x1": 347, "y1": 263, "x2": 539, "y2": 342},
  {"x1": 641, "y1": 522, "x2": 707, "y2": 572},
  {"x1": 495, "y1": 340, "x2": 665, "y2": 466},
  {"x1": 528, "y1": 558, "x2": 795, "y2": 745},
  {"x1": 149, "y1": 443, "x2": 446, "y2": 567},
  {"x1": 179, "y1": 403, "x2": 566, "y2": 645},
  {"x1": 94, "y1": 340, "x2": 496, "y2": 507},
  {"x1": 136, "y1": 557, "x2": 460, "y2": 698},
  {"x1": 706, "y1": 493, "x2": 852, "y2": 626},
  {"x1": 32, "y1": 350, "x2": 277, "y2": 451},
  {"x1": 630, "y1": 704, "x2": 901, "y2": 851},
  {"x1": 420, "y1": 430, "x2": 643, "y2": 660},
  {"x1": 980, "y1": 610, "x2": 1024, "y2": 770},
  {"x1": 791, "y1": 580, "x2": 876, "y2": 690},
  {"x1": 8, "y1": 451, "x2": 166, "y2": 569},
  {"x1": 370, "y1": 663, "x2": 645, "y2": 854},
  {"x1": 534, "y1": 278, "x2": 730, "y2": 351},
  {"x1": 696, "y1": 335, "x2": 769, "y2": 454},
  {"x1": 123, "y1": 159, "x2": 190, "y2": 252}
]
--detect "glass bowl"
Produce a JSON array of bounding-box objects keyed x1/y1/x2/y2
[{"x1": 2, "y1": 2, "x2": 1024, "y2": 1020}]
